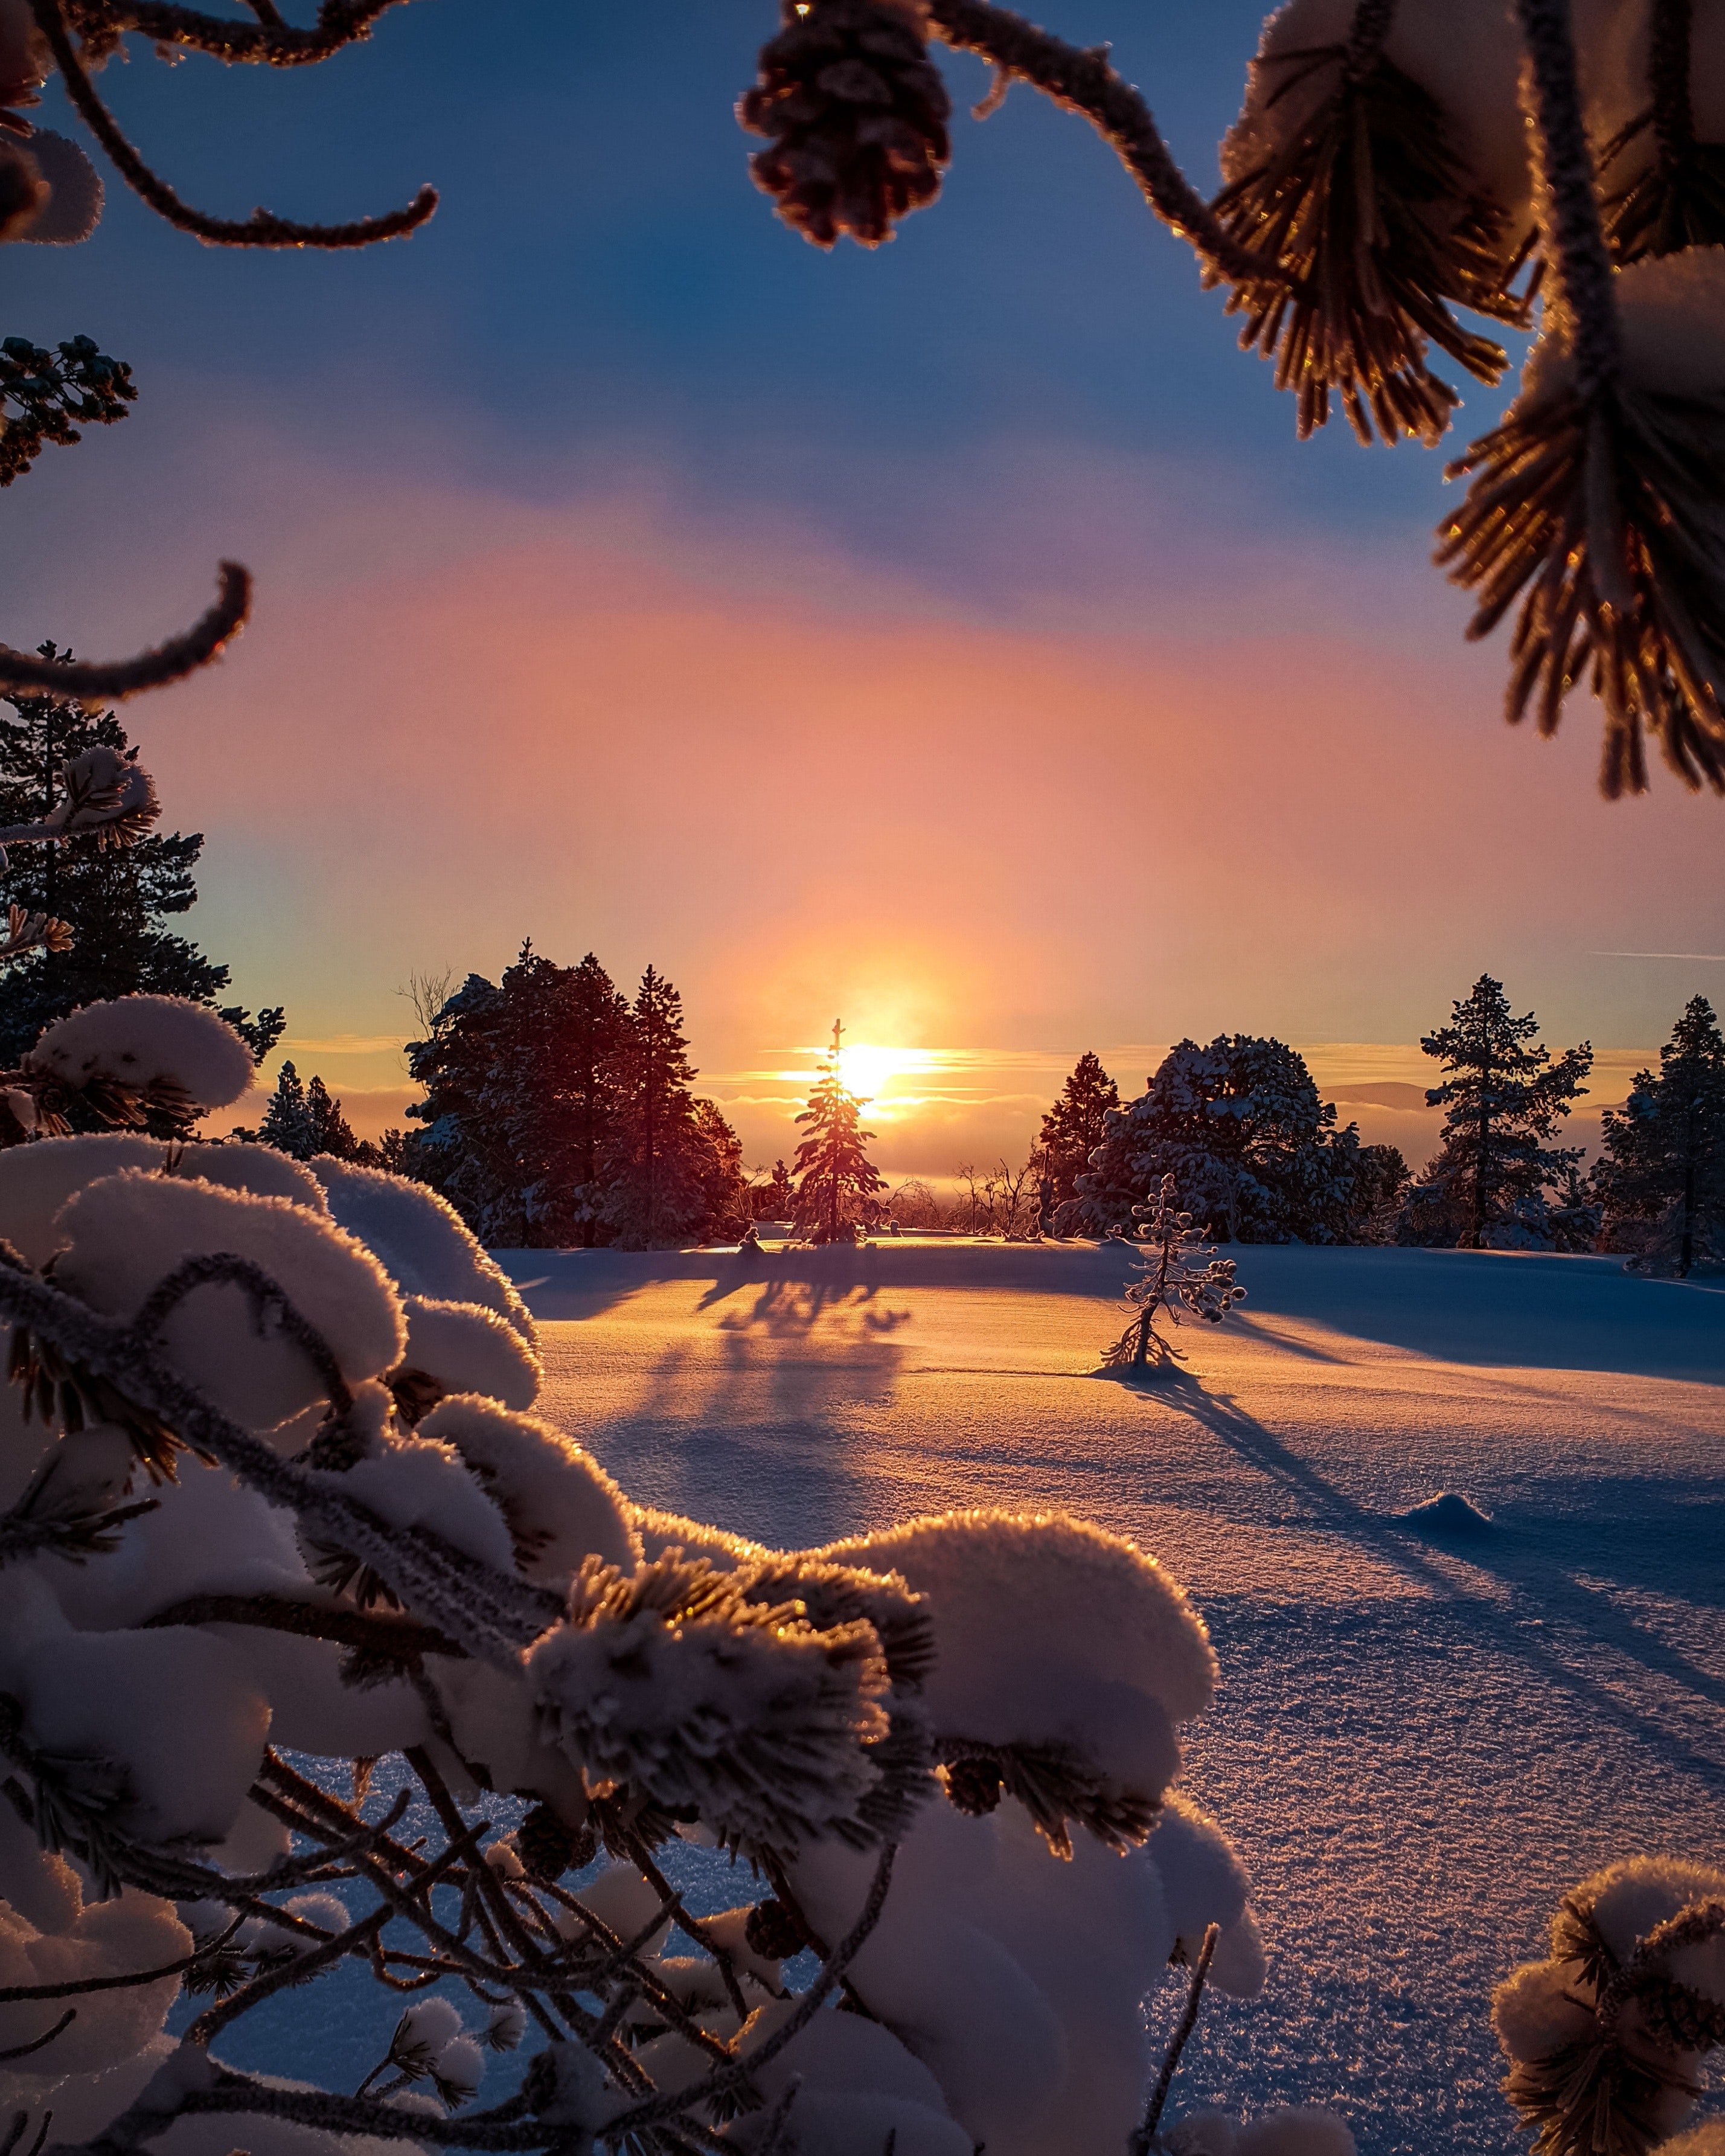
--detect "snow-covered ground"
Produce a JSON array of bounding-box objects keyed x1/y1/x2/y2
[{"x1": 497, "y1": 1238, "x2": 1725, "y2": 2156}]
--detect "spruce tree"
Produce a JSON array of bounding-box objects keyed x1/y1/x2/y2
[
  {"x1": 1596, "y1": 995, "x2": 1725, "y2": 1276},
  {"x1": 1413, "y1": 976, "x2": 1592, "y2": 1248},
  {"x1": 258, "y1": 1060, "x2": 314, "y2": 1157},
  {"x1": 0, "y1": 664, "x2": 283, "y2": 1067},
  {"x1": 604, "y1": 964, "x2": 708, "y2": 1248},
  {"x1": 792, "y1": 1021, "x2": 886, "y2": 1243},
  {"x1": 256, "y1": 1060, "x2": 359, "y2": 1161},
  {"x1": 557, "y1": 952, "x2": 632, "y2": 1246},
  {"x1": 1039, "y1": 1051, "x2": 1120, "y2": 1222}
]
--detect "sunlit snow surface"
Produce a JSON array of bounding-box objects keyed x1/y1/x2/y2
[{"x1": 503, "y1": 1240, "x2": 1723, "y2": 2156}]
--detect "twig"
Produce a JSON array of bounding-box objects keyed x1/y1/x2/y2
[
  {"x1": 0, "y1": 566, "x2": 251, "y2": 702},
  {"x1": 1130, "y1": 1921, "x2": 1219, "y2": 2155},
  {"x1": 30, "y1": 0, "x2": 437, "y2": 250},
  {"x1": 925, "y1": 0, "x2": 1291, "y2": 289},
  {"x1": 606, "y1": 1843, "x2": 897, "y2": 2135},
  {"x1": 0, "y1": 2010, "x2": 74, "y2": 2064}
]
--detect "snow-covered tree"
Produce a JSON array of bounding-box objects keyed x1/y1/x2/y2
[
  {"x1": 1039, "y1": 1050, "x2": 1119, "y2": 1224},
  {"x1": 792, "y1": 1019, "x2": 886, "y2": 1243},
  {"x1": 1597, "y1": 995, "x2": 1725, "y2": 1277},
  {"x1": 1406, "y1": 976, "x2": 1592, "y2": 1250},
  {"x1": 1076, "y1": 1035, "x2": 1359, "y2": 1243},
  {"x1": 0, "y1": 665, "x2": 283, "y2": 1070},
  {"x1": 256, "y1": 1060, "x2": 359, "y2": 1163},
  {"x1": 1103, "y1": 1172, "x2": 1247, "y2": 1368},
  {"x1": 557, "y1": 951, "x2": 633, "y2": 1246}
]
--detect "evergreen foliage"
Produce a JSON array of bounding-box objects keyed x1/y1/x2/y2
[
  {"x1": 1596, "y1": 996, "x2": 1725, "y2": 1276},
  {"x1": 1102, "y1": 1173, "x2": 1247, "y2": 1368},
  {"x1": 1404, "y1": 977, "x2": 1593, "y2": 1250},
  {"x1": 1075, "y1": 1035, "x2": 1359, "y2": 1243},
  {"x1": 255, "y1": 1059, "x2": 359, "y2": 1162},
  {"x1": 406, "y1": 949, "x2": 743, "y2": 1249},
  {"x1": 0, "y1": 666, "x2": 283, "y2": 1072},
  {"x1": 1039, "y1": 1051, "x2": 1120, "y2": 1221},
  {"x1": 792, "y1": 1021, "x2": 886, "y2": 1243}
]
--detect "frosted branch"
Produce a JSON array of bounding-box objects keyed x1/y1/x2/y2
[
  {"x1": 30, "y1": 0, "x2": 437, "y2": 250},
  {"x1": 923, "y1": 0, "x2": 1289, "y2": 289}
]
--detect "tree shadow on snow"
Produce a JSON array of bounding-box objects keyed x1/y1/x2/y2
[{"x1": 1126, "y1": 1365, "x2": 1725, "y2": 1788}]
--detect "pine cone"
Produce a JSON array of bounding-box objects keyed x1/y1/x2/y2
[
  {"x1": 738, "y1": 0, "x2": 950, "y2": 248},
  {"x1": 941, "y1": 1756, "x2": 1003, "y2": 1817},
  {"x1": 516, "y1": 1801, "x2": 594, "y2": 1881},
  {"x1": 744, "y1": 1896, "x2": 806, "y2": 1962}
]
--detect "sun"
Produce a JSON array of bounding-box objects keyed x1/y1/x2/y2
[{"x1": 837, "y1": 1041, "x2": 927, "y2": 1099}]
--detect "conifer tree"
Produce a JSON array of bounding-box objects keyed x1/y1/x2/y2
[
  {"x1": 1596, "y1": 996, "x2": 1725, "y2": 1276},
  {"x1": 257, "y1": 1059, "x2": 313, "y2": 1157},
  {"x1": 792, "y1": 1020, "x2": 886, "y2": 1243},
  {"x1": 1075, "y1": 1035, "x2": 1359, "y2": 1243},
  {"x1": 1039, "y1": 1051, "x2": 1121, "y2": 1221},
  {"x1": 557, "y1": 952, "x2": 632, "y2": 1246},
  {"x1": 256, "y1": 1060, "x2": 359, "y2": 1161},
  {"x1": 604, "y1": 965, "x2": 722, "y2": 1248},
  {"x1": 1411, "y1": 977, "x2": 1592, "y2": 1249},
  {"x1": 0, "y1": 665, "x2": 283, "y2": 1067}
]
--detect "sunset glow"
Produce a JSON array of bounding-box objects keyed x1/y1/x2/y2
[{"x1": 835, "y1": 1041, "x2": 935, "y2": 1100}]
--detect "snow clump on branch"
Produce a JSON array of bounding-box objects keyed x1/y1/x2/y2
[
  {"x1": 27, "y1": 996, "x2": 254, "y2": 1112},
  {"x1": 53, "y1": 1170, "x2": 405, "y2": 1426}
]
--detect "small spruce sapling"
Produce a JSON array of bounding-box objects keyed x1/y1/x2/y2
[{"x1": 1104, "y1": 1173, "x2": 1247, "y2": 1370}]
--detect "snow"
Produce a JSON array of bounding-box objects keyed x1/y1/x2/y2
[
  {"x1": 310, "y1": 1158, "x2": 536, "y2": 1344},
  {"x1": 490, "y1": 1237, "x2": 1725, "y2": 2155},
  {"x1": 398, "y1": 1295, "x2": 541, "y2": 1410},
  {"x1": 26, "y1": 997, "x2": 254, "y2": 1110},
  {"x1": 54, "y1": 1169, "x2": 406, "y2": 1428},
  {"x1": 1393, "y1": 1490, "x2": 1493, "y2": 1532}
]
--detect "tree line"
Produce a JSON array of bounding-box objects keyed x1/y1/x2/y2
[
  {"x1": 246, "y1": 957, "x2": 1725, "y2": 1275},
  {"x1": 1028, "y1": 978, "x2": 1725, "y2": 1277}
]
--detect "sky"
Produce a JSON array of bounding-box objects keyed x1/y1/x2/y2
[{"x1": 6, "y1": 0, "x2": 1725, "y2": 1175}]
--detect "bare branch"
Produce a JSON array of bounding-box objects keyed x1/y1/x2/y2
[
  {"x1": 31, "y1": 0, "x2": 437, "y2": 249},
  {"x1": 0, "y1": 566, "x2": 251, "y2": 702},
  {"x1": 924, "y1": 0, "x2": 1287, "y2": 289}
]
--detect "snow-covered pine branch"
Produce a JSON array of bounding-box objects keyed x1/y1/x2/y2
[{"x1": 0, "y1": 991, "x2": 1351, "y2": 2156}]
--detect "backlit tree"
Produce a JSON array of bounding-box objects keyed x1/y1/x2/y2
[
  {"x1": 1597, "y1": 995, "x2": 1725, "y2": 1276},
  {"x1": 793, "y1": 1019, "x2": 886, "y2": 1243},
  {"x1": 1039, "y1": 1050, "x2": 1120, "y2": 1226},
  {"x1": 1409, "y1": 975, "x2": 1592, "y2": 1248}
]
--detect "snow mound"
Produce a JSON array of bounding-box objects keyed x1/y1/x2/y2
[{"x1": 1394, "y1": 1491, "x2": 1493, "y2": 1533}]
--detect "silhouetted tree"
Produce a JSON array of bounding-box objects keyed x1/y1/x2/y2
[
  {"x1": 792, "y1": 1021, "x2": 886, "y2": 1243},
  {"x1": 1597, "y1": 995, "x2": 1725, "y2": 1275},
  {"x1": 0, "y1": 666, "x2": 283, "y2": 1068},
  {"x1": 1039, "y1": 1051, "x2": 1120, "y2": 1224},
  {"x1": 1407, "y1": 977, "x2": 1592, "y2": 1248}
]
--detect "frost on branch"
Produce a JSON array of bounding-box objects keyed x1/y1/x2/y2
[
  {"x1": 1213, "y1": 0, "x2": 1530, "y2": 444},
  {"x1": 1103, "y1": 1172, "x2": 1247, "y2": 1372},
  {"x1": 310, "y1": 1155, "x2": 537, "y2": 1344},
  {"x1": 415, "y1": 1394, "x2": 636, "y2": 1583},
  {"x1": 391, "y1": 1297, "x2": 541, "y2": 1423},
  {"x1": 1494, "y1": 1856, "x2": 1725, "y2": 2156},
  {"x1": 822, "y1": 1508, "x2": 1213, "y2": 1852}
]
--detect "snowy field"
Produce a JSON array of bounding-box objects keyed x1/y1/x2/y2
[{"x1": 493, "y1": 1237, "x2": 1725, "y2": 2156}]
